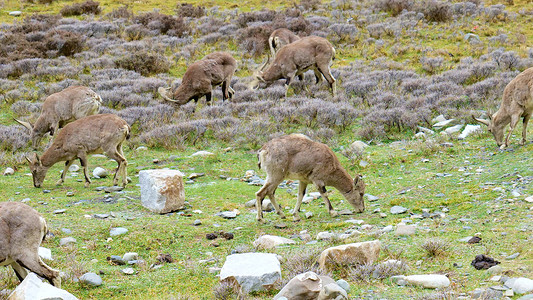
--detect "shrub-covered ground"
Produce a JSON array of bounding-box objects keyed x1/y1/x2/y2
[{"x1": 0, "y1": 0, "x2": 532, "y2": 299}]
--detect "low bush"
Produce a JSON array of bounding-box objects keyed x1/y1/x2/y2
[
  {"x1": 176, "y1": 3, "x2": 205, "y2": 18},
  {"x1": 60, "y1": 0, "x2": 101, "y2": 16},
  {"x1": 114, "y1": 51, "x2": 169, "y2": 76}
]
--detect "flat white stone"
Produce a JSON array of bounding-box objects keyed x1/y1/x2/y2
[
  {"x1": 458, "y1": 124, "x2": 481, "y2": 140},
  {"x1": 7, "y1": 273, "x2": 78, "y2": 300},
  {"x1": 405, "y1": 274, "x2": 450, "y2": 289}
]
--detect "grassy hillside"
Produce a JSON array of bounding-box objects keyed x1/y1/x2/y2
[{"x1": 0, "y1": 0, "x2": 533, "y2": 299}]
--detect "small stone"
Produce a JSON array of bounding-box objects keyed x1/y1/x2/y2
[
  {"x1": 206, "y1": 233, "x2": 217, "y2": 240},
  {"x1": 487, "y1": 265, "x2": 503, "y2": 275},
  {"x1": 390, "y1": 206, "x2": 408, "y2": 214},
  {"x1": 110, "y1": 227, "x2": 128, "y2": 236},
  {"x1": 122, "y1": 268, "x2": 135, "y2": 275},
  {"x1": 108, "y1": 255, "x2": 126, "y2": 265},
  {"x1": 395, "y1": 224, "x2": 415, "y2": 236},
  {"x1": 104, "y1": 186, "x2": 124, "y2": 193},
  {"x1": 245, "y1": 199, "x2": 256, "y2": 208},
  {"x1": 253, "y1": 235, "x2": 296, "y2": 249},
  {"x1": 122, "y1": 252, "x2": 138, "y2": 262},
  {"x1": 136, "y1": 146, "x2": 148, "y2": 151},
  {"x1": 365, "y1": 194, "x2": 379, "y2": 201},
  {"x1": 380, "y1": 213, "x2": 387, "y2": 218},
  {"x1": 53, "y1": 209, "x2": 66, "y2": 214},
  {"x1": 66, "y1": 191, "x2": 75, "y2": 197},
  {"x1": 93, "y1": 167, "x2": 109, "y2": 178},
  {"x1": 506, "y1": 252, "x2": 520, "y2": 260},
  {"x1": 191, "y1": 151, "x2": 214, "y2": 157},
  {"x1": 216, "y1": 211, "x2": 237, "y2": 219},
  {"x1": 188, "y1": 173, "x2": 205, "y2": 179},
  {"x1": 68, "y1": 164, "x2": 80, "y2": 172},
  {"x1": 43, "y1": 190, "x2": 51, "y2": 194},
  {"x1": 468, "y1": 236, "x2": 482, "y2": 244},
  {"x1": 316, "y1": 232, "x2": 334, "y2": 240},
  {"x1": 59, "y1": 237, "x2": 76, "y2": 246},
  {"x1": 94, "y1": 214, "x2": 109, "y2": 219},
  {"x1": 305, "y1": 212, "x2": 313, "y2": 219},
  {"x1": 382, "y1": 225, "x2": 394, "y2": 233},
  {"x1": 274, "y1": 223, "x2": 287, "y2": 229},
  {"x1": 8, "y1": 11, "x2": 22, "y2": 16},
  {"x1": 525, "y1": 196, "x2": 533, "y2": 203},
  {"x1": 21, "y1": 198, "x2": 31, "y2": 203},
  {"x1": 336, "y1": 279, "x2": 350, "y2": 293},
  {"x1": 3, "y1": 167, "x2": 14, "y2": 176},
  {"x1": 79, "y1": 272, "x2": 102, "y2": 286},
  {"x1": 338, "y1": 209, "x2": 353, "y2": 215},
  {"x1": 193, "y1": 219, "x2": 202, "y2": 226}
]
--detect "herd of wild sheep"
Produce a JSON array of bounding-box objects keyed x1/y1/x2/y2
[{"x1": 1, "y1": 26, "x2": 532, "y2": 291}]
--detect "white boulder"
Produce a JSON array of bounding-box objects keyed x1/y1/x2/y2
[
  {"x1": 38, "y1": 247, "x2": 52, "y2": 261},
  {"x1": 318, "y1": 240, "x2": 381, "y2": 271},
  {"x1": 92, "y1": 167, "x2": 109, "y2": 178},
  {"x1": 220, "y1": 253, "x2": 281, "y2": 293},
  {"x1": 3, "y1": 167, "x2": 14, "y2": 176},
  {"x1": 458, "y1": 124, "x2": 481, "y2": 139},
  {"x1": 139, "y1": 169, "x2": 185, "y2": 214},
  {"x1": 7, "y1": 273, "x2": 78, "y2": 300}
]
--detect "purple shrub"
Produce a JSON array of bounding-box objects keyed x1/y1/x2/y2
[
  {"x1": 373, "y1": 0, "x2": 414, "y2": 16},
  {"x1": 0, "y1": 125, "x2": 30, "y2": 151},
  {"x1": 328, "y1": 23, "x2": 359, "y2": 42},
  {"x1": 176, "y1": 3, "x2": 206, "y2": 18},
  {"x1": 420, "y1": 56, "x2": 444, "y2": 74},
  {"x1": 11, "y1": 101, "x2": 42, "y2": 116}
]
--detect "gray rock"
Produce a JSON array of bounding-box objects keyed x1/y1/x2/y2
[
  {"x1": 122, "y1": 268, "x2": 135, "y2": 275},
  {"x1": 507, "y1": 278, "x2": 533, "y2": 294},
  {"x1": 216, "y1": 211, "x2": 237, "y2": 219},
  {"x1": 68, "y1": 164, "x2": 80, "y2": 172},
  {"x1": 487, "y1": 265, "x2": 503, "y2": 275},
  {"x1": 390, "y1": 206, "x2": 407, "y2": 214},
  {"x1": 59, "y1": 237, "x2": 76, "y2": 246},
  {"x1": 136, "y1": 146, "x2": 148, "y2": 151},
  {"x1": 193, "y1": 219, "x2": 202, "y2": 226},
  {"x1": 517, "y1": 294, "x2": 533, "y2": 300},
  {"x1": 382, "y1": 225, "x2": 394, "y2": 233},
  {"x1": 262, "y1": 199, "x2": 275, "y2": 211},
  {"x1": 245, "y1": 199, "x2": 256, "y2": 208},
  {"x1": 53, "y1": 209, "x2": 66, "y2": 214},
  {"x1": 316, "y1": 232, "x2": 334, "y2": 240},
  {"x1": 8, "y1": 11, "x2": 22, "y2": 16},
  {"x1": 220, "y1": 253, "x2": 281, "y2": 293},
  {"x1": 92, "y1": 167, "x2": 109, "y2": 178},
  {"x1": 110, "y1": 227, "x2": 128, "y2": 236},
  {"x1": 506, "y1": 252, "x2": 520, "y2": 260},
  {"x1": 104, "y1": 186, "x2": 124, "y2": 193},
  {"x1": 471, "y1": 288, "x2": 503, "y2": 299},
  {"x1": 349, "y1": 141, "x2": 368, "y2": 157},
  {"x1": 305, "y1": 212, "x2": 313, "y2": 219},
  {"x1": 3, "y1": 167, "x2": 14, "y2": 176},
  {"x1": 94, "y1": 214, "x2": 109, "y2": 219},
  {"x1": 395, "y1": 224, "x2": 416, "y2": 236},
  {"x1": 274, "y1": 271, "x2": 346, "y2": 300},
  {"x1": 7, "y1": 273, "x2": 78, "y2": 299},
  {"x1": 139, "y1": 169, "x2": 186, "y2": 214},
  {"x1": 79, "y1": 272, "x2": 102, "y2": 286},
  {"x1": 464, "y1": 33, "x2": 481, "y2": 43},
  {"x1": 365, "y1": 194, "x2": 379, "y2": 201},
  {"x1": 336, "y1": 279, "x2": 350, "y2": 293},
  {"x1": 108, "y1": 255, "x2": 126, "y2": 265}
]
